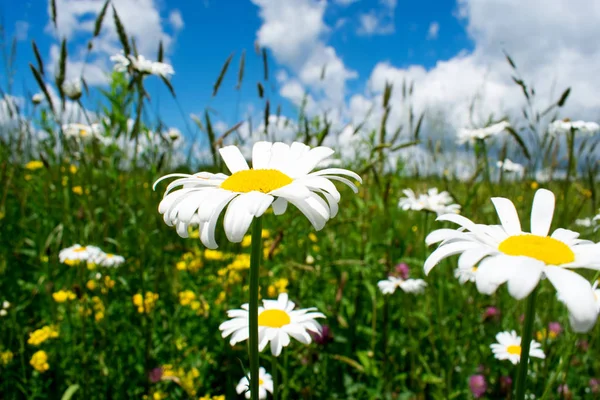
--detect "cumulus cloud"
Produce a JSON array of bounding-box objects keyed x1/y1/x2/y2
[
  {"x1": 45, "y1": 0, "x2": 182, "y2": 85},
  {"x1": 251, "y1": 0, "x2": 357, "y2": 109}
]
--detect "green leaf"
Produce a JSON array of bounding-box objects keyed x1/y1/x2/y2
[
  {"x1": 556, "y1": 87, "x2": 571, "y2": 107},
  {"x1": 29, "y1": 63, "x2": 55, "y2": 114},
  {"x1": 31, "y1": 41, "x2": 45, "y2": 76},
  {"x1": 236, "y1": 49, "x2": 245, "y2": 90},
  {"x1": 50, "y1": 0, "x2": 58, "y2": 28},
  {"x1": 61, "y1": 384, "x2": 80, "y2": 400}
]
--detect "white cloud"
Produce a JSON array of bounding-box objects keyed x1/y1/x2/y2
[
  {"x1": 168, "y1": 10, "x2": 185, "y2": 31},
  {"x1": 334, "y1": 0, "x2": 360, "y2": 5},
  {"x1": 427, "y1": 22, "x2": 439, "y2": 40},
  {"x1": 15, "y1": 21, "x2": 29, "y2": 41},
  {"x1": 45, "y1": 0, "x2": 181, "y2": 85},
  {"x1": 251, "y1": 0, "x2": 357, "y2": 108},
  {"x1": 357, "y1": 0, "x2": 396, "y2": 36}
]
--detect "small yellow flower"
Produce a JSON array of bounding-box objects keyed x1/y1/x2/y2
[
  {"x1": 274, "y1": 278, "x2": 288, "y2": 293},
  {"x1": 86, "y1": 262, "x2": 97, "y2": 270},
  {"x1": 530, "y1": 181, "x2": 539, "y2": 190},
  {"x1": 61, "y1": 176, "x2": 68, "y2": 186},
  {"x1": 1, "y1": 350, "x2": 14, "y2": 365},
  {"x1": 25, "y1": 160, "x2": 44, "y2": 170},
  {"x1": 72, "y1": 186, "x2": 83, "y2": 195},
  {"x1": 204, "y1": 249, "x2": 225, "y2": 261},
  {"x1": 86, "y1": 280, "x2": 97, "y2": 291},
  {"x1": 179, "y1": 290, "x2": 196, "y2": 306},
  {"x1": 133, "y1": 292, "x2": 159, "y2": 313},
  {"x1": 241, "y1": 235, "x2": 252, "y2": 248},
  {"x1": 69, "y1": 164, "x2": 78, "y2": 174},
  {"x1": 152, "y1": 391, "x2": 167, "y2": 400},
  {"x1": 91, "y1": 296, "x2": 105, "y2": 322},
  {"x1": 24, "y1": 174, "x2": 33, "y2": 181},
  {"x1": 176, "y1": 261, "x2": 187, "y2": 271},
  {"x1": 411, "y1": 225, "x2": 418, "y2": 233},
  {"x1": 261, "y1": 229, "x2": 270, "y2": 239},
  {"x1": 215, "y1": 291, "x2": 226, "y2": 305},
  {"x1": 28, "y1": 326, "x2": 59, "y2": 346},
  {"x1": 311, "y1": 245, "x2": 320, "y2": 253},
  {"x1": 308, "y1": 232, "x2": 318, "y2": 242},
  {"x1": 30, "y1": 350, "x2": 49, "y2": 373},
  {"x1": 104, "y1": 276, "x2": 115, "y2": 289},
  {"x1": 227, "y1": 254, "x2": 250, "y2": 270},
  {"x1": 64, "y1": 259, "x2": 80, "y2": 267},
  {"x1": 52, "y1": 290, "x2": 77, "y2": 303},
  {"x1": 267, "y1": 285, "x2": 276, "y2": 298}
]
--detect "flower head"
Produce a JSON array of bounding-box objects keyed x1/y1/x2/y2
[
  {"x1": 394, "y1": 263, "x2": 410, "y2": 279},
  {"x1": 25, "y1": 160, "x2": 44, "y2": 170},
  {"x1": 496, "y1": 158, "x2": 524, "y2": 174},
  {"x1": 377, "y1": 276, "x2": 427, "y2": 295},
  {"x1": 490, "y1": 330, "x2": 545, "y2": 365},
  {"x1": 154, "y1": 141, "x2": 361, "y2": 249},
  {"x1": 399, "y1": 188, "x2": 460, "y2": 216},
  {"x1": 549, "y1": 119, "x2": 600, "y2": 135},
  {"x1": 32, "y1": 93, "x2": 44, "y2": 105},
  {"x1": 219, "y1": 293, "x2": 325, "y2": 356},
  {"x1": 111, "y1": 52, "x2": 174, "y2": 78},
  {"x1": 62, "y1": 79, "x2": 82, "y2": 100},
  {"x1": 30, "y1": 350, "x2": 49, "y2": 372},
  {"x1": 59, "y1": 244, "x2": 104, "y2": 266},
  {"x1": 468, "y1": 374, "x2": 487, "y2": 398},
  {"x1": 425, "y1": 188, "x2": 600, "y2": 332},
  {"x1": 52, "y1": 290, "x2": 76, "y2": 303},
  {"x1": 457, "y1": 121, "x2": 510, "y2": 144},
  {"x1": 236, "y1": 367, "x2": 273, "y2": 399},
  {"x1": 28, "y1": 325, "x2": 59, "y2": 346}
]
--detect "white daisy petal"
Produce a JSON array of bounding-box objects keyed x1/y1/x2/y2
[
  {"x1": 545, "y1": 267, "x2": 598, "y2": 333},
  {"x1": 252, "y1": 141, "x2": 273, "y2": 169},
  {"x1": 491, "y1": 197, "x2": 522, "y2": 235},
  {"x1": 219, "y1": 145, "x2": 250, "y2": 173},
  {"x1": 223, "y1": 192, "x2": 274, "y2": 243},
  {"x1": 475, "y1": 255, "x2": 518, "y2": 295},
  {"x1": 424, "y1": 241, "x2": 480, "y2": 274},
  {"x1": 530, "y1": 188, "x2": 555, "y2": 236},
  {"x1": 506, "y1": 258, "x2": 543, "y2": 299},
  {"x1": 271, "y1": 197, "x2": 288, "y2": 215}
]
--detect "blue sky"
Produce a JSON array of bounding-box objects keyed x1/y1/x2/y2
[
  {"x1": 4, "y1": 0, "x2": 472, "y2": 131},
  {"x1": 3, "y1": 0, "x2": 599, "y2": 141}
]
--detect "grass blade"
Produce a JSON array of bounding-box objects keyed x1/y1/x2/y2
[
  {"x1": 94, "y1": 0, "x2": 111, "y2": 37},
  {"x1": 262, "y1": 48, "x2": 268, "y2": 81},
  {"x1": 31, "y1": 41, "x2": 45, "y2": 76},
  {"x1": 112, "y1": 6, "x2": 131, "y2": 55},
  {"x1": 29, "y1": 64, "x2": 55, "y2": 114},
  {"x1": 505, "y1": 126, "x2": 531, "y2": 160},
  {"x1": 213, "y1": 53, "x2": 234, "y2": 97},
  {"x1": 236, "y1": 50, "x2": 245, "y2": 90}
]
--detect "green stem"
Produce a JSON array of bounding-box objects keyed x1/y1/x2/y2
[
  {"x1": 272, "y1": 354, "x2": 279, "y2": 400},
  {"x1": 515, "y1": 287, "x2": 538, "y2": 400},
  {"x1": 562, "y1": 129, "x2": 575, "y2": 222},
  {"x1": 249, "y1": 216, "x2": 263, "y2": 400}
]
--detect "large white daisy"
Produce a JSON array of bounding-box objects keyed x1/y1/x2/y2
[
  {"x1": 154, "y1": 141, "x2": 361, "y2": 249},
  {"x1": 236, "y1": 367, "x2": 273, "y2": 400},
  {"x1": 425, "y1": 188, "x2": 600, "y2": 332},
  {"x1": 377, "y1": 276, "x2": 427, "y2": 295},
  {"x1": 491, "y1": 330, "x2": 545, "y2": 365},
  {"x1": 219, "y1": 293, "x2": 325, "y2": 356}
]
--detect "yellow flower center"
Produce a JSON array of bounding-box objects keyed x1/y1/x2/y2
[
  {"x1": 259, "y1": 379, "x2": 264, "y2": 385},
  {"x1": 220, "y1": 169, "x2": 292, "y2": 194},
  {"x1": 73, "y1": 247, "x2": 87, "y2": 253},
  {"x1": 79, "y1": 129, "x2": 88, "y2": 136},
  {"x1": 471, "y1": 266, "x2": 478, "y2": 273},
  {"x1": 258, "y1": 309, "x2": 291, "y2": 328},
  {"x1": 507, "y1": 345, "x2": 521, "y2": 355},
  {"x1": 498, "y1": 235, "x2": 575, "y2": 265},
  {"x1": 106, "y1": 254, "x2": 114, "y2": 258}
]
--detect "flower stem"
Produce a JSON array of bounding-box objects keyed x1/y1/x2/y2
[
  {"x1": 515, "y1": 287, "x2": 538, "y2": 400},
  {"x1": 272, "y1": 354, "x2": 279, "y2": 400},
  {"x1": 249, "y1": 216, "x2": 263, "y2": 400}
]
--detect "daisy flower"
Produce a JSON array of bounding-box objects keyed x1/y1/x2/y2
[
  {"x1": 96, "y1": 253, "x2": 125, "y2": 268},
  {"x1": 219, "y1": 293, "x2": 325, "y2": 356},
  {"x1": 236, "y1": 367, "x2": 273, "y2": 399},
  {"x1": 491, "y1": 330, "x2": 545, "y2": 365},
  {"x1": 62, "y1": 123, "x2": 104, "y2": 143},
  {"x1": 154, "y1": 141, "x2": 361, "y2": 249},
  {"x1": 377, "y1": 276, "x2": 427, "y2": 295},
  {"x1": 496, "y1": 159, "x2": 524, "y2": 174},
  {"x1": 548, "y1": 119, "x2": 600, "y2": 136},
  {"x1": 399, "y1": 188, "x2": 460, "y2": 216},
  {"x1": 61, "y1": 79, "x2": 82, "y2": 100},
  {"x1": 32, "y1": 93, "x2": 44, "y2": 105},
  {"x1": 456, "y1": 121, "x2": 510, "y2": 144},
  {"x1": 59, "y1": 244, "x2": 104, "y2": 265},
  {"x1": 425, "y1": 188, "x2": 600, "y2": 332},
  {"x1": 111, "y1": 52, "x2": 174, "y2": 78}
]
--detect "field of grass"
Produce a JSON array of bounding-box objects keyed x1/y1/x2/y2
[{"x1": 1, "y1": 3, "x2": 600, "y2": 400}]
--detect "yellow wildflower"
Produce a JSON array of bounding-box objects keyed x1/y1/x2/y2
[
  {"x1": 25, "y1": 160, "x2": 44, "y2": 170},
  {"x1": 86, "y1": 280, "x2": 97, "y2": 291},
  {"x1": 1, "y1": 350, "x2": 14, "y2": 365},
  {"x1": 312, "y1": 245, "x2": 320, "y2": 253},
  {"x1": 204, "y1": 249, "x2": 225, "y2": 261},
  {"x1": 30, "y1": 350, "x2": 49, "y2": 372},
  {"x1": 61, "y1": 176, "x2": 68, "y2": 186},
  {"x1": 86, "y1": 262, "x2": 97, "y2": 270},
  {"x1": 52, "y1": 290, "x2": 76, "y2": 303},
  {"x1": 152, "y1": 392, "x2": 167, "y2": 400},
  {"x1": 274, "y1": 278, "x2": 288, "y2": 293},
  {"x1": 92, "y1": 296, "x2": 105, "y2": 322},
  {"x1": 215, "y1": 291, "x2": 226, "y2": 306},
  {"x1": 72, "y1": 186, "x2": 83, "y2": 195},
  {"x1": 64, "y1": 259, "x2": 80, "y2": 267},
  {"x1": 530, "y1": 181, "x2": 539, "y2": 190},
  {"x1": 176, "y1": 261, "x2": 187, "y2": 271},
  {"x1": 267, "y1": 285, "x2": 277, "y2": 298},
  {"x1": 69, "y1": 164, "x2": 78, "y2": 174},
  {"x1": 241, "y1": 235, "x2": 252, "y2": 248},
  {"x1": 308, "y1": 232, "x2": 318, "y2": 242},
  {"x1": 227, "y1": 254, "x2": 250, "y2": 271},
  {"x1": 133, "y1": 292, "x2": 159, "y2": 313},
  {"x1": 104, "y1": 276, "x2": 115, "y2": 289},
  {"x1": 28, "y1": 326, "x2": 59, "y2": 346},
  {"x1": 179, "y1": 290, "x2": 196, "y2": 306},
  {"x1": 24, "y1": 174, "x2": 32, "y2": 181}
]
